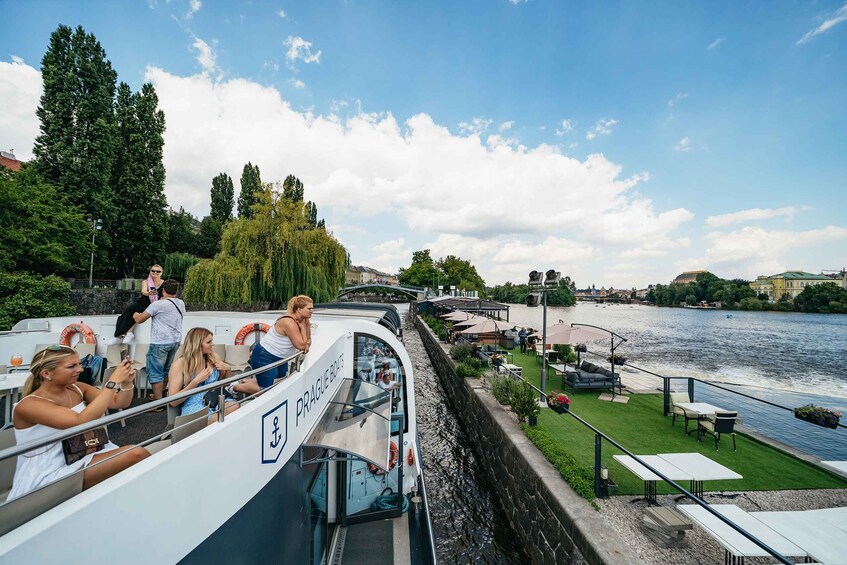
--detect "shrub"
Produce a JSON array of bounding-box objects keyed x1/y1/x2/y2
[
  {"x1": 455, "y1": 361, "x2": 482, "y2": 379},
  {"x1": 450, "y1": 343, "x2": 473, "y2": 361},
  {"x1": 510, "y1": 381, "x2": 540, "y2": 423},
  {"x1": 491, "y1": 375, "x2": 512, "y2": 404},
  {"x1": 465, "y1": 357, "x2": 485, "y2": 371},
  {"x1": 437, "y1": 329, "x2": 449, "y2": 341},
  {"x1": 0, "y1": 272, "x2": 75, "y2": 331},
  {"x1": 523, "y1": 425, "x2": 596, "y2": 503},
  {"x1": 164, "y1": 252, "x2": 201, "y2": 282}
]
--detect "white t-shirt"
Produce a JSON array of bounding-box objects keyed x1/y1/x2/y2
[{"x1": 146, "y1": 298, "x2": 186, "y2": 344}]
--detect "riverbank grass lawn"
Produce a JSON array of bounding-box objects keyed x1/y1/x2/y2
[{"x1": 505, "y1": 349, "x2": 847, "y2": 495}]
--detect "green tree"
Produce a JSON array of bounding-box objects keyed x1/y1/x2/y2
[
  {"x1": 110, "y1": 82, "x2": 168, "y2": 277},
  {"x1": 167, "y1": 207, "x2": 199, "y2": 255},
  {"x1": 210, "y1": 173, "x2": 234, "y2": 223},
  {"x1": 196, "y1": 216, "x2": 223, "y2": 258},
  {"x1": 0, "y1": 166, "x2": 90, "y2": 276},
  {"x1": 183, "y1": 184, "x2": 347, "y2": 307},
  {"x1": 398, "y1": 250, "x2": 442, "y2": 288},
  {"x1": 437, "y1": 255, "x2": 486, "y2": 294},
  {"x1": 33, "y1": 25, "x2": 117, "y2": 275},
  {"x1": 795, "y1": 283, "x2": 847, "y2": 313},
  {"x1": 0, "y1": 273, "x2": 75, "y2": 331},
  {"x1": 282, "y1": 174, "x2": 304, "y2": 202},
  {"x1": 237, "y1": 162, "x2": 262, "y2": 218}
]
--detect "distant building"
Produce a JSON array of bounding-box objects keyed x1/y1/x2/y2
[
  {"x1": 345, "y1": 265, "x2": 397, "y2": 286},
  {"x1": 751, "y1": 271, "x2": 835, "y2": 302},
  {"x1": 635, "y1": 285, "x2": 654, "y2": 299},
  {"x1": 671, "y1": 270, "x2": 708, "y2": 285},
  {"x1": 0, "y1": 149, "x2": 22, "y2": 172}
]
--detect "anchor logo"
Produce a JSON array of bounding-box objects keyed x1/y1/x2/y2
[
  {"x1": 270, "y1": 416, "x2": 281, "y2": 448},
  {"x1": 261, "y1": 401, "x2": 288, "y2": 464}
]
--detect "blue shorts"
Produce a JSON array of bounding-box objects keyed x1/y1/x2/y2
[
  {"x1": 147, "y1": 342, "x2": 180, "y2": 383},
  {"x1": 250, "y1": 343, "x2": 289, "y2": 389}
]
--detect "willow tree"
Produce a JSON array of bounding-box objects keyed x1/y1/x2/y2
[{"x1": 183, "y1": 185, "x2": 347, "y2": 307}]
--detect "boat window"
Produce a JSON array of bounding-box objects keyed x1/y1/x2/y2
[
  {"x1": 354, "y1": 333, "x2": 407, "y2": 434},
  {"x1": 308, "y1": 461, "x2": 328, "y2": 565}
]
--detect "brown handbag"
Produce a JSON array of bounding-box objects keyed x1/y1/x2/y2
[{"x1": 62, "y1": 428, "x2": 108, "y2": 465}]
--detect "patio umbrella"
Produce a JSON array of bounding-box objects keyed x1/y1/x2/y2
[
  {"x1": 453, "y1": 316, "x2": 488, "y2": 327},
  {"x1": 441, "y1": 311, "x2": 474, "y2": 321},
  {"x1": 530, "y1": 324, "x2": 608, "y2": 345},
  {"x1": 458, "y1": 319, "x2": 514, "y2": 334}
]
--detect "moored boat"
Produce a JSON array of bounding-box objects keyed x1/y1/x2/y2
[{"x1": 0, "y1": 304, "x2": 436, "y2": 563}]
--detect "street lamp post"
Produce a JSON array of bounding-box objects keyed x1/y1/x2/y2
[
  {"x1": 527, "y1": 269, "x2": 561, "y2": 392},
  {"x1": 88, "y1": 218, "x2": 103, "y2": 287}
]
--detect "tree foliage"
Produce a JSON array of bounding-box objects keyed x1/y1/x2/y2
[
  {"x1": 167, "y1": 207, "x2": 200, "y2": 255},
  {"x1": 489, "y1": 276, "x2": 576, "y2": 306},
  {"x1": 210, "y1": 173, "x2": 235, "y2": 223},
  {"x1": 0, "y1": 273, "x2": 75, "y2": 331},
  {"x1": 794, "y1": 283, "x2": 847, "y2": 313},
  {"x1": 196, "y1": 216, "x2": 223, "y2": 258},
  {"x1": 110, "y1": 82, "x2": 168, "y2": 277},
  {"x1": 647, "y1": 272, "x2": 755, "y2": 308},
  {"x1": 237, "y1": 162, "x2": 262, "y2": 218},
  {"x1": 437, "y1": 255, "x2": 486, "y2": 294},
  {"x1": 33, "y1": 25, "x2": 118, "y2": 272},
  {"x1": 282, "y1": 174, "x2": 304, "y2": 202},
  {"x1": 0, "y1": 166, "x2": 90, "y2": 276},
  {"x1": 398, "y1": 250, "x2": 442, "y2": 288},
  {"x1": 183, "y1": 183, "x2": 347, "y2": 307}
]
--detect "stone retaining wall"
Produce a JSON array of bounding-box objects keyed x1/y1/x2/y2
[
  {"x1": 69, "y1": 289, "x2": 271, "y2": 316},
  {"x1": 414, "y1": 315, "x2": 642, "y2": 565}
]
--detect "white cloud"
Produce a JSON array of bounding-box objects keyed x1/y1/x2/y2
[
  {"x1": 555, "y1": 119, "x2": 574, "y2": 136},
  {"x1": 0, "y1": 60, "x2": 697, "y2": 287},
  {"x1": 585, "y1": 118, "x2": 618, "y2": 140},
  {"x1": 458, "y1": 117, "x2": 492, "y2": 136},
  {"x1": 705, "y1": 206, "x2": 813, "y2": 227},
  {"x1": 191, "y1": 36, "x2": 218, "y2": 75},
  {"x1": 674, "y1": 137, "x2": 691, "y2": 152},
  {"x1": 0, "y1": 56, "x2": 42, "y2": 161},
  {"x1": 683, "y1": 225, "x2": 847, "y2": 278},
  {"x1": 707, "y1": 37, "x2": 725, "y2": 50},
  {"x1": 498, "y1": 120, "x2": 514, "y2": 132},
  {"x1": 186, "y1": 0, "x2": 202, "y2": 19},
  {"x1": 369, "y1": 238, "x2": 412, "y2": 272},
  {"x1": 278, "y1": 9, "x2": 287, "y2": 18},
  {"x1": 285, "y1": 36, "x2": 321, "y2": 64},
  {"x1": 289, "y1": 78, "x2": 305, "y2": 89},
  {"x1": 797, "y1": 3, "x2": 847, "y2": 45},
  {"x1": 667, "y1": 92, "x2": 688, "y2": 107}
]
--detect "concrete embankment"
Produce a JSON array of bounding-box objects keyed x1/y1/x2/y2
[{"x1": 413, "y1": 314, "x2": 643, "y2": 565}]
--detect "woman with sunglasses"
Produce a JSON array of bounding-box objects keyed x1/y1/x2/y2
[
  {"x1": 167, "y1": 328, "x2": 239, "y2": 419},
  {"x1": 108, "y1": 264, "x2": 165, "y2": 345},
  {"x1": 8, "y1": 346, "x2": 150, "y2": 500}
]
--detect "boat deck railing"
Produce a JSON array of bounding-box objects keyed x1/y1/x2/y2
[
  {"x1": 0, "y1": 351, "x2": 305, "y2": 531},
  {"x1": 481, "y1": 350, "x2": 796, "y2": 565}
]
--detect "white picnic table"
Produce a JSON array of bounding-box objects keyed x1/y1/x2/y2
[
  {"x1": 677, "y1": 504, "x2": 808, "y2": 561},
  {"x1": 755, "y1": 509, "x2": 847, "y2": 565},
  {"x1": 613, "y1": 453, "x2": 742, "y2": 503}
]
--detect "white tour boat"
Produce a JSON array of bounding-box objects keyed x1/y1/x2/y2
[{"x1": 0, "y1": 303, "x2": 436, "y2": 564}]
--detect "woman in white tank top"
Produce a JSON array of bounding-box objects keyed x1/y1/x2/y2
[
  {"x1": 8, "y1": 346, "x2": 150, "y2": 500},
  {"x1": 248, "y1": 295, "x2": 313, "y2": 389}
]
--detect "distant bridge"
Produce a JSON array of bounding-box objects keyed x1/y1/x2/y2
[{"x1": 338, "y1": 283, "x2": 428, "y2": 300}]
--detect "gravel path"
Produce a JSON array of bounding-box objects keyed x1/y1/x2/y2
[{"x1": 596, "y1": 488, "x2": 847, "y2": 564}]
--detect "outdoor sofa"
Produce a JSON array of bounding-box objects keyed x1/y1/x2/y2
[{"x1": 562, "y1": 360, "x2": 621, "y2": 394}]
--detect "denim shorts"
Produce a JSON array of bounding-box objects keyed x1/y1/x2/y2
[
  {"x1": 146, "y1": 342, "x2": 180, "y2": 383},
  {"x1": 250, "y1": 343, "x2": 289, "y2": 389}
]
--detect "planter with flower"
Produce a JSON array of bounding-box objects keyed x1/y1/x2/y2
[
  {"x1": 793, "y1": 404, "x2": 842, "y2": 429},
  {"x1": 546, "y1": 390, "x2": 571, "y2": 414}
]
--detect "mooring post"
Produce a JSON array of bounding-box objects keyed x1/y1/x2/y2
[{"x1": 594, "y1": 433, "x2": 602, "y2": 499}]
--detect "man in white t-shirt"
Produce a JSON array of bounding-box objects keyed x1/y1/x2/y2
[{"x1": 133, "y1": 279, "x2": 185, "y2": 404}]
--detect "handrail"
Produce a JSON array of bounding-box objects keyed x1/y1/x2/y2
[
  {"x1": 0, "y1": 351, "x2": 305, "y2": 462},
  {"x1": 583, "y1": 348, "x2": 846, "y2": 430},
  {"x1": 485, "y1": 356, "x2": 793, "y2": 564}
]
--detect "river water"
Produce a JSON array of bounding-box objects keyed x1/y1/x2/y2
[
  {"x1": 404, "y1": 312, "x2": 529, "y2": 563},
  {"x1": 506, "y1": 302, "x2": 847, "y2": 459}
]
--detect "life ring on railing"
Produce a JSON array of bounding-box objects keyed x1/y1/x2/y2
[
  {"x1": 59, "y1": 322, "x2": 96, "y2": 346},
  {"x1": 368, "y1": 441, "x2": 399, "y2": 475},
  {"x1": 234, "y1": 323, "x2": 270, "y2": 345}
]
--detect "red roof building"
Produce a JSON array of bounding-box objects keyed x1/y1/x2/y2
[{"x1": 0, "y1": 150, "x2": 23, "y2": 172}]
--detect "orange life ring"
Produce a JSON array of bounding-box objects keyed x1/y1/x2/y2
[
  {"x1": 368, "y1": 441, "x2": 399, "y2": 475},
  {"x1": 59, "y1": 322, "x2": 96, "y2": 346},
  {"x1": 234, "y1": 323, "x2": 270, "y2": 345}
]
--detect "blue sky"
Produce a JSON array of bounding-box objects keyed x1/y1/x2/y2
[{"x1": 2, "y1": 1, "x2": 846, "y2": 288}]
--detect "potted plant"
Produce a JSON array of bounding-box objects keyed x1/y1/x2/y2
[
  {"x1": 575, "y1": 344, "x2": 587, "y2": 353},
  {"x1": 511, "y1": 382, "x2": 540, "y2": 425},
  {"x1": 607, "y1": 353, "x2": 627, "y2": 365},
  {"x1": 793, "y1": 404, "x2": 842, "y2": 429},
  {"x1": 546, "y1": 390, "x2": 571, "y2": 414}
]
